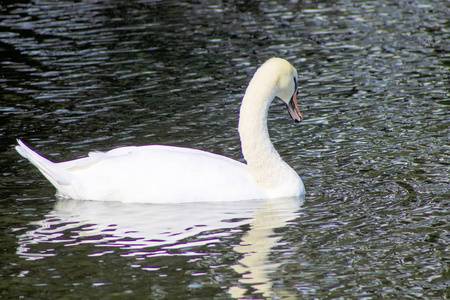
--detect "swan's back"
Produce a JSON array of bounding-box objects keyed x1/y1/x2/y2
[
  {"x1": 77, "y1": 146, "x2": 266, "y2": 202},
  {"x1": 16, "y1": 141, "x2": 266, "y2": 203}
]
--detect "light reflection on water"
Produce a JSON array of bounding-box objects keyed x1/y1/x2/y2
[
  {"x1": 17, "y1": 197, "x2": 303, "y2": 298},
  {"x1": 17, "y1": 199, "x2": 269, "y2": 259},
  {"x1": 1, "y1": 0, "x2": 449, "y2": 299}
]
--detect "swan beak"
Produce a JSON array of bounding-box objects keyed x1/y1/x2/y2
[{"x1": 287, "y1": 92, "x2": 303, "y2": 123}]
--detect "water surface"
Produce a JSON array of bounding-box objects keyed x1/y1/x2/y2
[{"x1": 1, "y1": 0, "x2": 449, "y2": 299}]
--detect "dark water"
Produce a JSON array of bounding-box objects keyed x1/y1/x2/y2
[{"x1": 1, "y1": 0, "x2": 449, "y2": 299}]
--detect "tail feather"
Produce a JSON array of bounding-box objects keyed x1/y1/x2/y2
[{"x1": 15, "y1": 139, "x2": 70, "y2": 187}]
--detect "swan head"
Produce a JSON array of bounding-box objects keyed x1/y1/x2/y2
[
  {"x1": 241, "y1": 57, "x2": 303, "y2": 125},
  {"x1": 270, "y1": 58, "x2": 303, "y2": 123}
]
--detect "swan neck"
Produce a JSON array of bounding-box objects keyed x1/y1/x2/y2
[
  {"x1": 238, "y1": 77, "x2": 284, "y2": 186},
  {"x1": 239, "y1": 84, "x2": 276, "y2": 152}
]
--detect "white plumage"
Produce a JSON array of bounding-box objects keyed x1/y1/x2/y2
[{"x1": 16, "y1": 58, "x2": 305, "y2": 203}]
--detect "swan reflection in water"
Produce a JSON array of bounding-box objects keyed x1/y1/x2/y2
[{"x1": 17, "y1": 196, "x2": 303, "y2": 298}]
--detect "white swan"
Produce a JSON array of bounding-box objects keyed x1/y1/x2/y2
[{"x1": 16, "y1": 57, "x2": 305, "y2": 203}]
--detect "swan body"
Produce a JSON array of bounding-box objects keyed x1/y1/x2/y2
[{"x1": 16, "y1": 58, "x2": 305, "y2": 203}]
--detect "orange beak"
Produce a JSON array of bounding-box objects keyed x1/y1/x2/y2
[{"x1": 286, "y1": 90, "x2": 302, "y2": 123}]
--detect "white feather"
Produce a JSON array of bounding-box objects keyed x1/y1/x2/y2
[{"x1": 16, "y1": 58, "x2": 305, "y2": 203}]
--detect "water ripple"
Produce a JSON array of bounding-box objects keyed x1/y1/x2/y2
[{"x1": 1, "y1": 0, "x2": 449, "y2": 298}]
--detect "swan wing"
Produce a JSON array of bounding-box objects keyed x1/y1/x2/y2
[{"x1": 53, "y1": 145, "x2": 266, "y2": 202}]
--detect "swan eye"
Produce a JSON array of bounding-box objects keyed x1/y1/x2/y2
[{"x1": 293, "y1": 77, "x2": 298, "y2": 93}]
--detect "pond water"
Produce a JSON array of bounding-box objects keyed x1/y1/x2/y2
[{"x1": 1, "y1": 0, "x2": 449, "y2": 299}]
